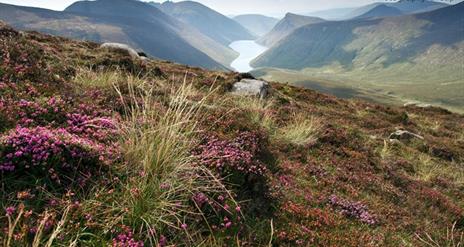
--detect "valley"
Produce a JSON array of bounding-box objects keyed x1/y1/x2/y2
[{"x1": 229, "y1": 40, "x2": 267, "y2": 72}]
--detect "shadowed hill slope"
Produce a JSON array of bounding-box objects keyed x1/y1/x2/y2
[
  {"x1": 0, "y1": 0, "x2": 236, "y2": 70},
  {"x1": 233, "y1": 14, "x2": 280, "y2": 37},
  {"x1": 257, "y1": 13, "x2": 325, "y2": 47},
  {"x1": 156, "y1": 0, "x2": 255, "y2": 45}
]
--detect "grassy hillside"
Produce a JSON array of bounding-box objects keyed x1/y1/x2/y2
[
  {"x1": 233, "y1": 14, "x2": 279, "y2": 37},
  {"x1": 0, "y1": 0, "x2": 237, "y2": 70},
  {"x1": 1, "y1": 22, "x2": 463, "y2": 246},
  {"x1": 252, "y1": 3, "x2": 464, "y2": 110},
  {"x1": 256, "y1": 13, "x2": 325, "y2": 47},
  {"x1": 157, "y1": 1, "x2": 255, "y2": 45}
]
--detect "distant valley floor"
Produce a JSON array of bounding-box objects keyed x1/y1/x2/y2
[{"x1": 252, "y1": 67, "x2": 464, "y2": 113}]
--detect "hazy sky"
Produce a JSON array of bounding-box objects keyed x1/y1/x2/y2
[{"x1": 0, "y1": 0, "x2": 396, "y2": 15}]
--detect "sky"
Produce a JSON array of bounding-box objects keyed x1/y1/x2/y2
[{"x1": 0, "y1": 0, "x2": 392, "y2": 15}]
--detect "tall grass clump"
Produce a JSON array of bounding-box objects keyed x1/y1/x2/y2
[
  {"x1": 416, "y1": 222, "x2": 463, "y2": 247},
  {"x1": 276, "y1": 114, "x2": 322, "y2": 146},
  {"x1": 231, "y1": 96, "x2": 275, "y2": 131},
  {"x1": 90, "y1": 78, "x2": 239, "y2": 245}
]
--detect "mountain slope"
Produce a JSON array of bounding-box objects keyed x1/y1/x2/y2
[
  {"x1": 252, "y1": 3, "x2": 464, "y2": 108},
  {"x1": 156, "y1": 1, "x2": 255, "y2": 45},
  {"x1": 233, "y1": 14, "x2": 279, "y2": 37},
  {"x1": 1, "y1": 21, "x2": 463, "y2": 246},
  {"x1": 355, "y1": 4, "x2": 403, "y2": 19},
  {"x1": 0, "y1": 0, "x2": 236, "y2": 70},
  {"x1": 345, "y1": 0, "x2": 449, "y2": 19},
  {"x1": 257, "y1": 13, "x2": 325, "y2": 47},
  {"x1": 64, "y1": 0, "x2": 237, "y2": 69}
]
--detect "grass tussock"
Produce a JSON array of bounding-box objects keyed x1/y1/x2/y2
[
  {"x1": 231, "y1": 96, "x2": 275, "y2": 131},
  {"x1": 91, "y1": 78, "x2": 236, "y2": 244},
  {"x1": 276, "y1": 114, "x2": 322, "y2": 146},
  {"x1": 416, "y1": 222, "x2": 463, "y2": 247}
]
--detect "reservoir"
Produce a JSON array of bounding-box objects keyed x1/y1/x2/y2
[{"x1": 229, "y1": 40, "x2": 267, "y2": 72}]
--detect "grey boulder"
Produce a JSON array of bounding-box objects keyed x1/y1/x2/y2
[
  {"x1": 231, "y1": 79, "x2": 269, "y2": 98},
  {"x1": 100, "y1": 43, "x2": 142, "y2": 60},
  {"x1": 389, "y1": 130, "x2": 424, "y2": 142}
]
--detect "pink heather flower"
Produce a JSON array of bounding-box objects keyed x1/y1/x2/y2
[
  {"x1": 159, "y1": 235, "x2": 167, "y2": 247},
  {"x1": 225, "y1": 222, "x2": 232, "y2": 228},
  {"x1": 235, "y1": 206, "x2": 241, "y2": 212},
  {"x1": 5, "y1": 206, "x2": 15, "y2": 216},
  {"x1": 181, "y1": 223, "x2": 188, "y2": 230}
]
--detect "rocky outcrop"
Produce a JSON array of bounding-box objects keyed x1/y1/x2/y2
[{"x1": 231, "y1": 79, "x2": 269, "y2": 98}]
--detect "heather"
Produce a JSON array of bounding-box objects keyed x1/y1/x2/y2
[{"x1": 1, "y1": 22, "x2": 464, "y2": 246}]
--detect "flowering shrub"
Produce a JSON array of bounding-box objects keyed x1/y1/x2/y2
[
  {"x1": 193, "y1": 132, "x2": 266, "y2": 176},
  {"x1": 0, "y1": 126, "x2": 113, "y2": 184},
  {"x1": 328, "y1": 195, "x2": 377, "y2": 225},
  {"x1": 112, "y1": 226, "x2": 144, "y2": 247}
]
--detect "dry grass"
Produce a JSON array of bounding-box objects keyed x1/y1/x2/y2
[
  {"x1": 276, "y1": 114, "x2": 322, "y2": 146},
  {"x1": 80, "y1": 76, "x2": 237, "y2": 245},
  {"x1": 416, "y1": 222, "x2": 463, "y2": 247},
  {"x1": 410, "y1": 154, "x2": 464, "y2": 186},
  {"x1": 231, "y1": 96, "x2": 276, "y2": 131}
]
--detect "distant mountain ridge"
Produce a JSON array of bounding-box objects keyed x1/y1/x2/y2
[
  {"x1": 257, "y1": 13, "x2": 325, "y2": 47},
  {"x1": 347, "y1": 0, "x2": 449, "y2": 19},
  {"x1": 355, "y1": 4, "x2": 403, "y2": 19},
  {"x1": 233, "y1": 14, "x2": 279, "y2": 37},
  {"x1": 154, "y1": 0, "x2": 255, "y2": 45},
  {"x1": 0, "y1": 0, "x2": 237, "y2": 70}
]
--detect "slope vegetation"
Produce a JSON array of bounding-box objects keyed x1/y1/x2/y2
[{"x1": 1, "y1": 21, "x2": 463, "y2": 246}]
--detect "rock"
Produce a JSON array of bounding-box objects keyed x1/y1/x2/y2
[
  {"x1": 389, "y1": 130, "x2": 424, "y2": 142},
  {"x1": 231, "y1": 79, "x2": 269, "y2": 98},
  {"x1": 404, "y1": 101, "x2": 431, "y2": 108},
  {"x1": 100, "y1": 43, "x2": 141, "y2": 59}
]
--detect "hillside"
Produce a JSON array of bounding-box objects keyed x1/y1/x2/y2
[
  {"x1": 1, "y1": 21, "x2": 463, "y2": 247},
  {"x1": 0, "y1": 0, "x2": 237, "y2": 70},
  {"x1": 257, "y1": 13, "x2": 325, "y2": 47},
  {"x1": 156, "y1": 1, "x2": 255, "y2": 45},
  {"x1": 233, "y1": 14, "x2": 280, "y2": 37},
  {"x1": 355, "y1": 4, "x2": 403, "y2": 19},
  {"x1": 252, "y1": 3, "x2": 464, "y2": 109},
  {"x1": 344, "y1": 0, "x2": 448, "y2": 20}
]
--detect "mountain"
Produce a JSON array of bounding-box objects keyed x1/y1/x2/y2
[
  {"x1": 355, "y1": 4, "x2": 403, "y2": 19},
  {"x1": 64, "y1": 0, "x2": 237, "y2": 68},
  {"x1": 0, "y1": 0, "x2": 236, "y2": 70},
  {"x1": 304, "y1": 7, "x2": 357, "y2": 20},
  {"x1": 252, "y1": 3, "x2": 464, "y2": 108},
  {"x1": 155, "y1": 1, "x2": 255, "y2": 45},
  {"x1": 345, "y1": 0, "x2": 449, "y2": 19},
  {"x1": 257, "y1": 13, "x2": 325, "y2": 47},
  {"x1": 233, "y1": 14, "x2": 279, "y2": 37}
]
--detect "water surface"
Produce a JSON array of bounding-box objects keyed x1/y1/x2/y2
[{"x1": 229, "y1": 40, "x2": 267, "y2": 72}]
